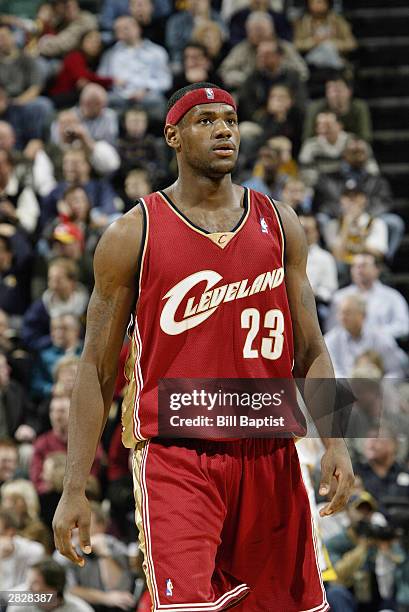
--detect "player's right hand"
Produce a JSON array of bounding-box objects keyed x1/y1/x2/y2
[{"x1": 52, "y1": 491, "x2": 91, "y2": 567}]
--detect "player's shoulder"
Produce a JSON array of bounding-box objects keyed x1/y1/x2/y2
[{"x1": 93, "y1": 203, "x2": 145, "y2": 279}]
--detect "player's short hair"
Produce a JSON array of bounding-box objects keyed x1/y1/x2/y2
[{"x1": 167, "y1": 82, "x2": 222, "y2": 115}]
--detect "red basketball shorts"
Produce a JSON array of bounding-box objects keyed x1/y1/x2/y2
[{"x1": 132, "y1": 438, "x2": 329, "y2": 612}]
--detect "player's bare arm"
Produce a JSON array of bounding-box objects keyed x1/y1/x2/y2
[
  {"x1": 52, "y1": 206, "x2": 143, "y2": 566},
  {"x1": 278, "y1": 202, "x2": 355, "y2": 517}
]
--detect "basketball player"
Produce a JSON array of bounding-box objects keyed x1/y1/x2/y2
[{"x1": 53, "y1": 83, "x2": 355, "y2": 611}]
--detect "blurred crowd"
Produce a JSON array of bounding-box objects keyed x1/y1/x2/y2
[{"x1": 0, "y1": 0, "x2": 408, "y2": 611}]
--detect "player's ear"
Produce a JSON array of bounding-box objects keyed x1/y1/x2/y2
[{"x1": 164, "y1": 124, "x2": 181, "y2": 151}]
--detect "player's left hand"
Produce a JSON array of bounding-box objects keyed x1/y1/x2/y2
[{"x1": 319, "y1": 439, "x2": 355, "y2": 517}]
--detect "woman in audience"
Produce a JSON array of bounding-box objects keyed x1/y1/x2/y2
[
  {"x1": 48, "y1": 29, "x2": 114, "y2": 109},
  {"x1": 294, "y1": 0, "x2": 356, "y2": 71},
  {"x1": 1, "y1": 478, "x2": 53, "y2": 552}
]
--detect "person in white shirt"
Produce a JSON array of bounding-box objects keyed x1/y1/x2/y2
[
  {"x1": 98, "y1": 15, "x2": 172, "y2": 120},
  {"x1": 300, "y1": 214, "x2": 338, "y2": 303},
  {"x1": 12, "y1": 558, "x2": 93, "y2": 612},
  {"x1": 324, "y1": 294, "x2": 408, "y2": 378},
  {"x1": 299, "y1": 112, "x2": 349, "y2": 186},
  {"x1": 326, "y1": 253, "x2": 409, "y2": 339},
  {"x1": 0, "y1": 508, "x2": 44, "y2": 590}
]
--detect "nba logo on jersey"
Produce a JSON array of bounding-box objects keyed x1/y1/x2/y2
[
  {"x1": 205, "y1": 88, "x2": 215, "y2": 100},
  {"x1": 166, "y1": 579, "x2": 173, "y2": 596},
  {"x1": 260, "y1": 217, "x2": 269, "y2": 233}
]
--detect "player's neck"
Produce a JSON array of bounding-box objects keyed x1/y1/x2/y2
[{"x1": 169, "y1": 172, "x2": 238, "y2": 211}]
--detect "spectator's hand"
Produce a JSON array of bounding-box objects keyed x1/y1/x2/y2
[
  {"x1": 0, "y1": 200, "x2": 17, "y2": 221},
  {"x1": 0, "y1": 535, "x2": 14, "y2": 558},
  {"x1": 102, "y1": 591, "x2": 135, "y2": 610},
  {"x1": 14, "y1": 424, "x2": 36, "y2": 442},
  {"x1": 319, "y1": 439, "x2": 355, "y2": 517},
  {"x1": 24, "y1": 139, "x2": 44, "y2": 160},
  {"x1": 53, "y1": 491, "x2": 92, "y2": 567}
]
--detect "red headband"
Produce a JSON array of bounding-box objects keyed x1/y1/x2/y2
[{"x1": 166, "y1": 87, "x2": 237, "y2": 126}]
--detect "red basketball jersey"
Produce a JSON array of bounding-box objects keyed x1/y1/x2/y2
[{"x1": 122, "y1": 188, "x2": 303, "y2": 444}]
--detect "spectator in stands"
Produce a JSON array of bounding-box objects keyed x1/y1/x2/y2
[
  {"x1": 355, "y1": 429, "x2": 409, "y2": 513},
  {"x1": 0, "y1": 309, "x2": 31, "y2": 387},
  {"x1": 49, "y1": 111, "x2": 120, "y2": 177},
  {"x1": 56, "y1": 501, "x2": 135, "y2": 610},
  {"x1": 12, "y1": 558, "x2": 94, "y2": 612},
  {"x1": 299, "y1": 214, "x2": 338, "y2": 324},
  {"x1": 22, "y1": 258, "x2": 89, "y2": 351},
  {"x1": 1, "y1": 479, "x2": 52, "y2": 553},
  {"x1": 294, "y1": 0, "x2": 357, "y2": 70},
  {"x1": 324, "y1": 294, "x2": 408, "y2": 377},
  {"x1": 325, "y1": 492, "x2": 391, "y2": 612},
  {"x1": 314, "y1": 137, "x2": 404, "y2": 260},
  {"x1": 36, "y1": 197, "x2": 96, "y2": 297},
  {"x1": 220, "y1": 11, "x2": 308, "y2": 91},
  {"x1": 0, "y1": 352, "x2": 37, "y2": 441},
  {"x1": 48, "y1": 29, "x2": 114, "y2": 109},
  {"x1": 268, "y1": 136, "x2": 299, "y2": 178},
  {"x1": 30, "y1": 395, "x2": 103, "y2": 495},
  {"x1": 0, "y1": 508, "x2": 44, "y2": 590},
  {"x1": 0, "y1": 149, "x2": 40, "y2": 234},
  {"x1": 98, "y1": 16, "x2": 172, "y2": 120},
  {"x1": 41, "y1": 148, "x2": 122, "y2": 229},
  {"x1": 123, "y1": 168, "x2": 152, "y2": 211},
  {"x1": 165, "y1": 0, "x2": 226, "y2": 68},
  {"x1": 38, "y1": 0, "x2": 97, "y2": 58},
  {"x1": 117, "y1": 106, "x2": 165, "y2": 182},
  {"x1": 228, "y1": 0, "x2": 292, "y2": 46},
  {"x1": 303, "y1": 75, "x2": 373, "y2": 142},
  {"x1": 100, "y1": 0, "x2": 171, "y2": 42},
  {"x1": 74, "y1": 84, "x2": 119, "y2": 147},
  {"x1": 31, "y1": 313, "x2": 83, "y2": 401},
  {"x1": 0, "y1": 230, "x2": 33, "y2": 317},
  {"x1": 0, "y1": 438, "x2": 18, "y2": 486},
  {"x1": 253, "y1": 84, "x2": 304, "y2": 156},
  {"x1": 323, "y1": 186, "x2": 388, "y2": 271},
  {"x1": 191, "y1": 19, "x2": 227, "y2": 71},
  {"x1": 50, "y1": 222, "x2": 94, "y2": 290},
  {"x1": 0, "y1": 25, "x2": 53, "y2": 136},
  {"x1": 314, "y1": 137, "x2": 387, "y2": 216},
  {"x1": 299, "y1": 111, "x2": 349, "y2": 186},
  {"x1": 0, "y1": 122, "x2": 57, "y2": 199},
  {"x1": 52, "y1": 354, "x2": 80, "y2": 399},
  {"x1": 129, "y1": 0, "x2": 167, "y2": 46},
  {"x1": 52, "y1": 184, "x2": 99, "y2": 249},
  {"x1": 326, "y1": 254, "x2": 409, "y2": 339},
  {"x1": 0, "y1": 87, "x2": 43, "y2": 149},
  {"x1": 238, "y1": 40, "x2": 307, "y2": 122},
  {"x1": 170, "y1": 43, "x2": 225, "y2": 96},
  {"x1": 281, "y1": 177, "x2": 312, "y2": 214},
  {"x1": 243, "y1": 144, "x2": 286, "y2": 199}
]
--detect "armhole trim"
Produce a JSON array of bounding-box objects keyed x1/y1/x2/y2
[
  {"x1": 267, "y1": 196, "x2": 286, "y2": 270},
  {"x1": 127, "y1": 199, "x2": 148, "y2": 337}
]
